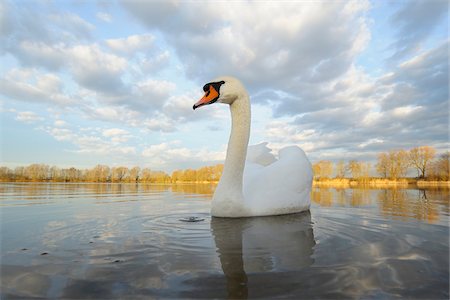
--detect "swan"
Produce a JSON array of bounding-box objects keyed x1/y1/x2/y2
[{"x1": 193, "y1": 76, "x2": 312, "y2": 217}]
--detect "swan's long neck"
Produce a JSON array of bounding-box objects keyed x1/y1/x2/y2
[{"x1": 219, "y1": 92, "x2": 251, "y2": 194}]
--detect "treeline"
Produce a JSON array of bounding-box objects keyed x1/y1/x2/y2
[
  {"x1": 313, "y1": 146, "x2": 449, "y2": 181},
  {"x1": 0, "y1": 164, "x2": 223, "y2": 183},
  {"x1": 0, "y1": 146, "x2": 448, "y2": 183}
]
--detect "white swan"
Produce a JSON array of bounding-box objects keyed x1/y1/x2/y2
[{"x1": 193, "y1": 76, "x2": 312, "y2": 217}]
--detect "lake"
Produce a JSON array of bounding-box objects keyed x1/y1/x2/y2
[{"x1": 1, "y1": 183, "x2": 448, "y2": 299}]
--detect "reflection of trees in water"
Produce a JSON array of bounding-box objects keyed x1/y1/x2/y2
[
  {"x1": 349, "y1": 189, "x2": 371, "y2": 206},
  {"x1": 335, "y1": 188, "x2": 347, "y2": 206},
  {"x1": 377, "y1": 189, "x2": 408, "y2": 218},
  {"x1": 376, "y1": 189, "x2": 440, "y2": 223},
  {"x1": 6, "y1": 183, "x2": 216, "y2": 205},
  {"x1": 311, "y1": 188, "x2": 333, "y2": 206},
  {"x1": 170, "y1": 183, "x2": 215, "y2": 196},
  {"x1": 411, "y1": 190, "x2": 439, "y2": 223},
  {"x1": 423, "y1": 189, "x2": 450, "y2": 214},
  {"x1": 312, "y1": 188, "x2": 371, "y2": 207},
  {"x1": 311, "y1": 186, "x2": 446, "y2": 223}
]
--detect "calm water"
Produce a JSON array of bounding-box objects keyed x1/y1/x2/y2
[{"x1": 1, "y1": 183, "x2": 449, "y2": 299}]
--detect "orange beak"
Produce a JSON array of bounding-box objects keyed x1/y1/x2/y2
[{"x1": 193, "y1": 85, "x2": 220, "y2": 110}]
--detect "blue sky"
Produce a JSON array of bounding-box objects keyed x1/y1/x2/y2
[{"x1": 0, "y1": 0, "x2": 448, "y2": 172}]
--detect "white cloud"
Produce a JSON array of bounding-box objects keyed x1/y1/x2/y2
[
  {"x1": 123, "y1": 0, "x2": 371, "y2": 90},
  {"x1": 142, "y1": 114, "x2": 176, "y2": 132},
  {"x1": 102, "y1": 128, "x2": 129, "y2": 137},
  {"x1": 392, "y1": 105, "x2": 422, "y2": 117},
  {"x1": 102, "y1": 128, "x2": 131, "y2": 143},
  {"x1": 0, "y1": 68, "x2": 74, "y2": 106},
  {"x1": 15, "y1": 111, "x2": 43, "y2": 123},
  {"x1": 54, "y1": 120, "x2": 68, "y2": 127},
  {"x1": 106, "y1": 34, "x2": 154, "y2": 55},
  {"x1": 83, "y1": 106, "x2": 142, "y2": 127},
  {"x1": 96, "y1": 12, "x2": 112, "y2": 23},
  {"x1": 142, "y1": 141, "x2": 225, "y2": 168},
  {"x1": 17, "y1": 41, "x2": 66, "y2": 70},
  {"x1": 48, "y1": 12, "x2": 95, "y2": 40},
  {"x1": 48, "y1": 127, "x2": 75, "y2": 141},
  {"x1": 133, "y1": 78, "x2": 175, "y2": 109},
  {"x1": 68, "y1": 44, "x2": 127, "y2": 93},
  {"x1": 44, "y1": 125, "x2": 136, "y2": 156},
  {"x1": 358, "y1": 138, "x2": 384, "y2": 149},
  {"x1": 141, "y1": 50, "x2": 170, "y2": 72}
]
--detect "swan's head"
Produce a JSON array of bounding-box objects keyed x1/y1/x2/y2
[{"x1": 193, "y1": 76, "x2": 245, "y2": 110}]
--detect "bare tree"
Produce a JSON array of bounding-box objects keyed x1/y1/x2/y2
[
  {"x1": 312, "y1": 160, "x2": 333, "y2": 179},
  {"x1": 335, "y1": 160, "x2": 346, "y2": 178},
  {"x1": 389, "y1": 150, "x2": 409, "y2": 179},
  {"x1": 111, "y1": 166, "x2": 129, "y2": 182},
  {"x1": 361, "y1": 162, "x2": 371, "y2": 181},
  {"x1": 376, "y1": 153, "x2": 389, "y2": 178},
  {"x1": 409, "y1": 146, "x2": 436, "y2": 178},
  {"x1": 429, "y1": 152, "x2": 449, "y2": 180},
  {"x1": 24, "y1": 164, "x2": 49, "y2": 181},
  {"x1": 141, "y1": 168, "x2": 152, "y2": 182},
  {"x1": 0, "y1": 167, "x2": 13, "y2": 181},
  {"x1": 88, "y1": 165, "x2": 110, "y2": 182},
  {"x1": 347, "y1": 160, "x2": 362, "y2": 179},
  {"x1": 129, "y1": 166, "x2": 140, "y2": 182}
]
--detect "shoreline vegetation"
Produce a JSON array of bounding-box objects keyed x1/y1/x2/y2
[
  {"x1": 0, "y1": 168, "x2": 449, "y2": 189},
  {"x1": 312, "y1": 178, "x2": 450, "y2": 188},
  {"x1": 0, "y1": 177, "x2": 448, "y2": 189},
  {"x1": 1, "y1": 146, "x2": 448, "y2": 189}
]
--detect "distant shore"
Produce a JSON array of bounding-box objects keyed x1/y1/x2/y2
[
  {"x1": 312, "y1": 178, "x2": 450, "y2": 188},
  {"x1": 1, "y1": 178, "x2": 449, "y2": 189}
]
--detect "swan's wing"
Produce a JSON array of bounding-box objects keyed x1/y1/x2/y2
[
  {"x1": 243, "y1": 146, "x2": 313, "y2": 215},
  {"x1": 246, "y1": 142, "x2": 276, "y2": 166}
]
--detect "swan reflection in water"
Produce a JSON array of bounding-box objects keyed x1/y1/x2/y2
[{"x1": 211, "y1": 211, "x2": 315, "y2": 298}]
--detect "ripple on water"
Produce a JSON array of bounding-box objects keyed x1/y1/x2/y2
[{"x1": 139, "y1": 213, "x2": 214, "y2": 255}]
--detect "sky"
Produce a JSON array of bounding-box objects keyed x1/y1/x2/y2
[{"x1": 0, "y1": 0, "x2": 448, "y2": 172}]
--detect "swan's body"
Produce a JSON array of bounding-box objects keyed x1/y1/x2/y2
[{"x1": 194, "y1": 76, "x2": 312, "y2": 218}]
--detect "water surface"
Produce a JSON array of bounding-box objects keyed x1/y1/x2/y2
[{"x1": 1, "y1": 183, "x2": 448, "y2": 299}]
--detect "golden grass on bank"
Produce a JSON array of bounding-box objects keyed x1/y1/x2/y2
[
  {"x1": 417, "y1": 180, "x2": 450, "y2": 188},
  {"x1": 313, "y1": 178, "x2": 450, "y2": 189}
]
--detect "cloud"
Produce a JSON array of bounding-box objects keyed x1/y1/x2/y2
[
  {"x1": 118, "y1": 0, "x2": 375, "y2": 134},
  {"x1": 1, "y1": 3, "x2": 129, "y2": 96},
  {"x1": 1, "y1": 1, "x2": 94, "y2": 57},
  {"x1": 102, "y1": 128, "x2": 129, "y2": 137},
  {"x1": 1, "y1": 3, "x2": 178, "y2": 131},
  {"x1": 102, "y1": 128, "x2": 131, "y2": 143},
  {"x1": 68, "y1": 44, "x2": 128, "y2": 94},
  {"x1": 48, "y1": 12, "x2": 95, "y2": 40},
  {"x1": 82, "y1": 105, "x2": 142, "y2": 127},
  {"x1": 96, "y1": 12, "x2": 112, "y2": 23},
  {"x1": 132, "y1": 78, "x2": 175, "y2": 109},
  {"x1": 15, "y1": 111, "x2": 44, "y2": 123},
  {"x1": 120, "y1": 0, "x2": 376, "y2": 134},
  {"x1": 388, "y1": 0, "x2": 448, "y2": 61},
  {"x1": 44, "y1": 125, "x2": 136, "y2": 156},
  {"x1": 141, "y1": 141, "x2": 225, "y2": 168},
  {"x1": 141, "y1": 50, "x2": 170, "y2": 73},
  {"x1": 0, "y1": 69, "x2": 75, "y2": 106},
  {"x1": 105, "y1": 34, "x2": 154, "y2": 55},
  {"x1": 261, "y1": 40, "x2": 449, "y2": 160},
  {"x1": 122, "y1": 0, "x2": 370, "y2": 91},
  {"x1": 54, "y1": 120, "x2": 68, "y2": 127}
]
